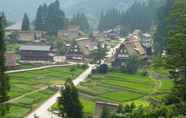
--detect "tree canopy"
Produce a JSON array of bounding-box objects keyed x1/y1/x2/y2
[
  {"x1": 34, "y1": 0, "x2": 65, "y2": 35},
  {"x1": 22, "y1": 13, "x2": 30, "y2": 31},
  {"x1": 59, "y1": 79, "x2": 83, "y2": 118},
  {"x1": 0, "y1": 16, "x2": 9, "y2": 116},
  {"x1": 70, "y1": 13, "x2": 90, "y2": 32},
  {"x1": 98, "y1": 0, "x2": 161, "y2": 33}
]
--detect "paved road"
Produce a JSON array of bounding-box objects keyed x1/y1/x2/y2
[
  {"x1": 26, "y1": 64, "x2": 95, "y2": 118},
  {"x1": 6, "y1": 63, "x2": 77, "y2": 74}
]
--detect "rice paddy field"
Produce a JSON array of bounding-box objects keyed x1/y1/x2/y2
[
  {"x1": 3, "y1": 65, "x2": 86, "y2": 118},
  {"x1": 78, "y1": 70, "x2": 174, "y2": 114}
]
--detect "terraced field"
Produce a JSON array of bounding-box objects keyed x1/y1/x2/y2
[
  {"x1": 78, "y1": 70, "x2": 174, "y2": 113},
  {"x1": 3, "y1": 65, "x2": 86, "y2": 118}
]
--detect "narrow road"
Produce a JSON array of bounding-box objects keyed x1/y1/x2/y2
[
  {"x1": 6, "y1": 62, "x2": 77, "y2": 74},
  {"x1": 26, "y1": 64, "x2": 95, "y2": 118}
]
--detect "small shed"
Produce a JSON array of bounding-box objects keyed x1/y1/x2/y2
[
  {"x1": 5, "y1": 53, "x2": 17, "y2": 67},
  {"x1": 94, "y1": 101, "x2": 119, "y2": 118}
]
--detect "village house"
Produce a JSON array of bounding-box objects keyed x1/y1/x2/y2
[
  {"x1": 65, "y1": 42, "x2": 84, "y2": 61},
  {"x1": 76, "y1": 38, "x2": 98, "y2": 57},
  {"x1": 112, "y1": 43, "x2": 129, "y2": 68},
  {"x1": 5, "y1": 53, "x2": 17, "y2": 67},
  {"x1": 125, "y1": 35, "x2": 146, "y2": 57},
  {"x1": 141, "y1": 33, "x2": 153, "y2": 55},
  {"x1": 65, "y1": 38, "x2": 100, "y2": 61},
  {"x1": 19, "y1": 45, "x2": 54, "y2": 63},
  {"x1": 5, "y1": 22, "x2": 22, "y2": 33},
  {"x1": 17, "y1": 31, "x2": 47, "y2": 42},
  {"x1": 104, "y1": 29, "x2": 120, "y2": 39},
  {"x1": 57, "y1": 25, "x2": 85, "y2": 39},
  {"x1": 112, "y1": 34, "x2": 146, "y2": 68},
  {"x1": 94, "y1": 101, "x2": 119, "y2": 118}
]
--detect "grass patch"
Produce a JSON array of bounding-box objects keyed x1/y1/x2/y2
[
  {"x1": 3, "y1": 88, "x2": 55, "y2": 118},
  {"x1": 78, "y1": 71, "x2": 157, "y2": 114},
  {"x1": 159, "y1": 79, "x2": 174, "y2": 92},
  {"x1": 4, "y1": 65, "x2": 86, "y2": 118},
  {"x1": 9, "y1": 66, "x2": 85, "y2": 99}
]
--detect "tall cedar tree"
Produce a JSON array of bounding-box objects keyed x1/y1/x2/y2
[
  {"x1": 98, "y1": 0, "x2": 161, "y2": 32},
  {"x1": 154, "y1": 0, "x2": 174, "y2": 55},
  {"x1": 60, "y1": 79, "x2": 83, "y2": 118},
  {"x1": 0, "y1": 17, "x2": 9, "y2": 116},
  {"x1": 166, "y1": 0, "x2": 186, "y2": 106},
  {"x1": 70, "y1": 13, "x2": 90, "y2": 32},
  {"x1": 34, "y1": 4, "x2": 48, "y2": 31},
  {"x1": 22, "y1": 13, "x2": 30, "y2": 31},
  {"x1": 1, "y1": 13, "x2": 7, "y2": 28},
  {"x1": 91, "y1": 42, "x2": 107, "y2": 64},
  {"x1": 34, "y1": 0, "x2": 65, "y2": 35}
]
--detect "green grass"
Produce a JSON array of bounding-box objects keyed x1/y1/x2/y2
[
  {"x1": 9, "y1": 66, "x2": 85, "y2": 99},
  {"x1": 4, "y1": 65, "x2": 86, "y2": 118},
  {"x1": 78, "y1": 71, "x2": 156, "y2": 106},
  {"x1": 159, "y1": 79, "x2": 174, "y2": 92},
  {"x1": 101, "y1": 91, "x2": 143, "y2": 102},
  {"x1": 78, "y1": 70, "x2": 174, "y2": 115},
  {"x1": 149, "y1": 66, "x2": 170, "y2": 76},
  {"x1": 81, "y1": 98, "x2": 95, "y2": 113},
  {"x1": 3, "y1": 88, "x2": 55, "y2": 118}
]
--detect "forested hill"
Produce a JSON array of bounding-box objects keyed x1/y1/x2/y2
[{"x1": 0, "y1": 0, "x2": 146, "y2": 21}]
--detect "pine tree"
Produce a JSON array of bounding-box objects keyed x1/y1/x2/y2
[
  {"x1": 34, "y1": 0, "x2": 65, "y2": 35},
  {"x1": 22, "y1": 13, "x2": 30, "y2": 31},
  {"x1": 70, "y1": 13, "x2": 90, "y2": 32},
  {"x1": 154, "y1": 0, "x2": 174, "y2": 55},
  {"x1": 1, "y1": 13, "x2": 7, "y2": 28},
  {"x1": 47, "y1": 0, "x2": 65, "y2": 35},
  {"x1": 0, "y1": 16, "x2": 9, "y2": 116},
  {"x1": 166, "y1": 0, "x2": 186, "y2": 106},
  {"x1": 35, "y1": 5, "x2": 48, "y2": 31},
  {"x1": 60, "y1": 79, "x2": 83, "y2": 118}
]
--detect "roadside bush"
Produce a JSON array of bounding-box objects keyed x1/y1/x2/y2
[
  {"x1": 119, "y1": 56, "x2": 139, "y2": 74},
  {"x1": 98, "y1": 64, "x2": 108, "y2": 74}
]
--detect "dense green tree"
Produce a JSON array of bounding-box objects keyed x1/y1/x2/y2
[
  {"x1": 34, "y1": 4, "x2": 48, "y2": 31},
  {"x1": 34, "y1": 0, "x2": 65, "y2": 35},
  {"x1": 98, "y1": 64, "x2": 108, "y2": 74},
  {"x1": 1, "y1": 13, "x2": 7, "y2": 28},
  {"x1": 98, "y1": 9, "x2": 121, "y2": 31},
  {"x1": 154, "y1": 0, "x2": 174, "y2": 55},
  {"x1": 125, "y1": 56, "x2": 139, "y2": 74},
  {"x1": 101, "y1": 107, "x2": 111, "y2": 118},
  {"x1": 98, "y1": 1, "x2": 161, "y2": 32},
  {"x1": 22, "y1": 13, "x2": 30, "y2": 31},
  {"x1": 70, "y1": 13, "x2": 90, "y2": 32},
  {"x1": 91, "y1": 42, "x2": 107, "y2": 64},
  {"x1": 60, "y1": 79, "x2": 83, "y2": 118},
  {"x1": 0, "y1": 17, "x2": 9, "y2": 116},
  {"x1": 165, "y1": 0, "x2": 186, "y2": 106},
  {"x1": 56, "y1": 39, "x2": 66, "y2": 55},
  {"x1": 47, "y1": 0, "x2": 65, "y2": 35}
]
